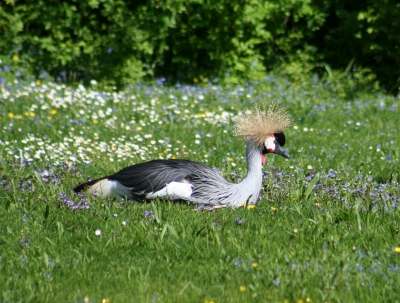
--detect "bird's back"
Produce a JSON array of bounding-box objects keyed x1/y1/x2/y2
[{"x1": 108, "y1": 159, "x2": 231, "y2": 201}]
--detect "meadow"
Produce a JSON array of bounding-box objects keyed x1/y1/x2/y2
[{"x1": 0, "y1": 74, "x2": 399, "y2": 302}]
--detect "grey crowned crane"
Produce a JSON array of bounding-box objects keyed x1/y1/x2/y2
[{"x1": 74, "y1": 104, "x2": 292, "y2": 207}]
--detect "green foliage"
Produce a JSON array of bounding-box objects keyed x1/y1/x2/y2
[
  {"x1": 0, "y1": 0, "x2": 399, "y2": 91},
  {"x1": 313, "y1": 0, "x2": 400, "y2": 93}
]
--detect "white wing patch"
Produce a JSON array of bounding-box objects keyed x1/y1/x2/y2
[
  {"x1": 146, "y1": 182, "x2": 193, "y2": 200},
  {"x1": 86, "y1": 179, "x2": 193, "y2": 200}
]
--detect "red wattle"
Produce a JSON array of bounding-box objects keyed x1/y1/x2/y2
[{"x1": 261, "y1": 154, "x2": 266, "y2": 165}]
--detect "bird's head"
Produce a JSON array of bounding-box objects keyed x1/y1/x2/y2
[
  {"x1": 233, "y1": 104, "x2": 292, "y2": 165},
  {"x1": 261, "y1": 132, "x2": 290, "y2": 164}
]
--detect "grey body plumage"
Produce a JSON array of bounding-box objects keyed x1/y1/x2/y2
[{"x1": 74, "y1": 104, "x2": 292, "y2": 207}]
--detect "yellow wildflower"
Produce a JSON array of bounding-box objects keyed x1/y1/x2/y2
[
  {"x1": 395, "y1": 247, "x2": 400, "y2": 253},
  {"x1": 306, "y1": 298, "x2": 312, "y2": 303},
  {"x1": 205, "y1": 300, "x2": 215, "y2": 303},
  {"x1": 252, "y1": 262, "x2": 259, "y2": 268},
  {"x1": 29, "y1": 112, "x2": 35, "y2": 117},
  {"x1": 36, "y1": 80, "x2": 41, "y2": 85},
  {"x1": 239, "y1": 286, "x2": 246, "y2": 292},
  {"x1": 292, "y1": 197, "x2": 298, "y2": 201},
  {"x1": 314, "y1": 203, "x2": 321, "y2": 207},
  {"x1": 193, "y1": 77, "x2": 199, "y2": 83},
  {"x1": 298, "y1": 299, "x2": 304, "y2": 303},
  {"x1": 247, "y1": 204, "x2": 255, "y2": 209},
  {"x1": 271, "y1": 206, "x2": 277, "y2": 211},
  {"x1": 93, "y1": 119, "x2": 98, "y2": 124},
  {"x1": 51, "y1": 109, "x2": 57, "y2": 115},
  {"x1": 13, "y1": 55, "x2": 19, "y2": 61},
  {"x1": 8, "y1": 113, "x2": 15, "y2": 118},
  {"x1": 102, "y1": 299, "x2": 110, "y2": 303},
  {"x1": 197, "y1": 114, "x2": 203, "y2": 118}
]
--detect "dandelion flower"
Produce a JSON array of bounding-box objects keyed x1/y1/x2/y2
[
  {"x1": 395, "y1": 247, "x2": 400, "y2": 253},
  {"x1": 270, "y1": 206, "x2": 277, "y2": 211},
  {"x1": 13, "y1": 55, "x2": 19, "y2": 61},
  {"x1": 8, "y1": 113, "x2": 15, "y2": 118},
  {"x1": 306, "y1": 298, "x2": 312, "y2": 303},
  {"x1": 239, "y1": 286, "x2": 246, "y2": 292},
  {"x1": 51, "y1": 109, "x2": 58, "y2": 115},
  {"x1": 252, "y1": 262, "x2": 259, "y2": 268},
  {"x1": 102, "y1": 299, "x2": 110, "y2": 303},
  {"x1": 247, "y1": 205, "x2": 255, "y2": 210}
]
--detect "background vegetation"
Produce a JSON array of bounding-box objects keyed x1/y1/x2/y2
[
  {"x1": 1, "y1": 0, "x2": 399, "y2": 91},
  {"x1": 0, "y1": 69, "x2": 399, "y2": 302}
]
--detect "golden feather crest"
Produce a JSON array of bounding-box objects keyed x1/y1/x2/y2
[{"x1": 233, "y1": 103, "x2": 292, "y2": 146}]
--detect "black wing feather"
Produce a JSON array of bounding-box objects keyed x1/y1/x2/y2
[{"x1": 108, "y1": 159, "x2": 209, "y2": 193}]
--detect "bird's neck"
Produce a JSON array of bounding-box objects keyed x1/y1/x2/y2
[{"x1": 236, "y1": 141, "x2": 263, "y2": 205}]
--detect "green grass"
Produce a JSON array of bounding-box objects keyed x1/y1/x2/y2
[{"x1": 0, "y1": 75, "x2": 399, "y2": 303}]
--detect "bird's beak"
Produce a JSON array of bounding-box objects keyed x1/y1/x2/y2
[{"x1": 274, "y1": 142, "x2": 291, "y2": 159}]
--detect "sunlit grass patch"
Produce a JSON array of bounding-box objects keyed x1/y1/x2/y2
[{"x1": 0, "y1": 73, "x2": 399, "y2": 302}]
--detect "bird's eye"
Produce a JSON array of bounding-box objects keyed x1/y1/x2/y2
[{"x1": 274, "y1": 132, "x2": 286, "y2": 147}]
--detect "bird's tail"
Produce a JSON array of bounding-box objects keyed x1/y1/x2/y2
[
  {"x1": 74, "y1": 177, "x2": 131, "y2": 199},
  {"x1": 74, "y1": 177, "x2": 108, "y2": 193}
]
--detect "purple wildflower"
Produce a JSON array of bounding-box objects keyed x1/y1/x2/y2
[
  {"x1": 197, "y1": 204, "x2": 205, "y2": 212},
  {"x1": 235, "y1": 217, "x2": 244, "y2": 225},
  {"x1": 59, "y1": 192, "x2": 90, "y2": 210},
  {"x1": 144, "y1": 210, "x2": 154, "y2": 220}
]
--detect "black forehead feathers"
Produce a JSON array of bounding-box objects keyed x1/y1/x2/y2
[{"x1": 274, "y1": 132, "x2": 286, "y2": 147}]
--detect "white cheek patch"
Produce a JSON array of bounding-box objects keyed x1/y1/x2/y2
[{"x1": 265, "y1": 136, "x2": 276, "y2": 152}]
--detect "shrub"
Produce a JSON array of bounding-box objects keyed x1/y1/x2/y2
[{"x1": 0, "y1": 0, "x2": 398, "y2": 92}]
